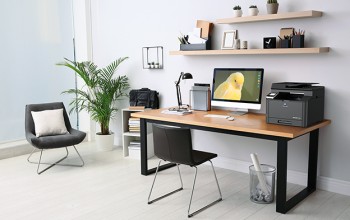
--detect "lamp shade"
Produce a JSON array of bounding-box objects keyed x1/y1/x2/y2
[{"x1": 182, "y1": 72, "x2": 193, "y2": 80}]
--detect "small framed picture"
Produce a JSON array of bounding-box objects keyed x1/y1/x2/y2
[{"x1": 221, "y1": 30, "x2": 237, "y2": 49}]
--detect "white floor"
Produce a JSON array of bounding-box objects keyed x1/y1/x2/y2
[{"x1": 1, "y1": 142, "x2": 350, "y2": 220}]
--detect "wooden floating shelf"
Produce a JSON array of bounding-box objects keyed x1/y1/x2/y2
[
  {"x1": 216, "y1": 10, "x2": 323, "y2": 24},
  {"x1": 169, "y1": 47, "x2": 330, "y2": 56}
]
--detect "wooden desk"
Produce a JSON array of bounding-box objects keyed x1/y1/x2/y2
[{"x1": 131, "y1": 108, "x2": 331, "y2": 214}]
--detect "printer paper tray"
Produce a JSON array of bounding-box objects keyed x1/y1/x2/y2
[{"x1": 267, "y1": 117, "x2": 304, "y2": 127}]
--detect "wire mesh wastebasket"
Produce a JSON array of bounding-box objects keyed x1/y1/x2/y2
[{"x1": 249, "y1": 164, "x2": 276, "y2": 204}]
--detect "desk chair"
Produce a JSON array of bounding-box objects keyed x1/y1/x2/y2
[
  {"x1": 25, "y1": 102, "x2": 86, "y2": 174},
  {"x1": 148, "y1": 124, "x2": 222, "y2": 217}
]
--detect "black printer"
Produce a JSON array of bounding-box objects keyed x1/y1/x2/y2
[{"x1": 266, "y1": 82, "x2": 325, "y2": 127}]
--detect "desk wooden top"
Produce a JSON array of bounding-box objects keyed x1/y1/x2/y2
[{"x1": 131, "y1": 108, "x2": 331, "y2": 138}]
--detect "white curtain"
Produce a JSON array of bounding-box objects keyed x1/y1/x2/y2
[{"x1": 0, "y1": 0, "x2": 76, "y2": 142}]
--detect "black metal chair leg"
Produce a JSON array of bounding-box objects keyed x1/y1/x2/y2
[
  {"x1": 188, "y1": 161, "x2": 223, "y2": 218},
  {"x1": 27, "y1": 146, "x2": 85, "y2": 175},
  {"x1": 148, "y1": 160, "x2": 183, "y2": 204}
]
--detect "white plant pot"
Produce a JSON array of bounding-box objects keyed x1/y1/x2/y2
[
  {"x1": 248, "y1": 8, "x2": 259, "y2": 16},
  {"x1": 96, "y1": 132, "x2": 114, "y2": 151},
  {"x1": 233, "y1": 9, "x2": 242, "y2": 17}
]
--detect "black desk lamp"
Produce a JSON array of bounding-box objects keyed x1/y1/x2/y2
[{"x1": 175, "y1": 72, "x2": 193, "y2": 111}]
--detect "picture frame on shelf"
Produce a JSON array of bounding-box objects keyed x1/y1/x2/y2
[{"x1": 221, "y1": 30, "x2": 237, "y2": 49}]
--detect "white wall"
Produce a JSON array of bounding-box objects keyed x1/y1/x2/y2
[{"x1": 88, "y1": 0, "x2": 350, "y2": 184}]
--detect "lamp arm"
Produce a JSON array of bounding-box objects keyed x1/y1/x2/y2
[
  {"x1": 175, "y1": 72, "x2": 184, "y2": 86},
  {"x1": 176, "y1": 84, "x2": 182, "y2": 108}
]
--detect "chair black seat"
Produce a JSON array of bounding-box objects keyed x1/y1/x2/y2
[{"x1": 192, "y1": 150, "x2": 217, "y2": 166}]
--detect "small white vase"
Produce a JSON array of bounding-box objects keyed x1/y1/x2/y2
[
  {"x1": 96, "y1": 132, "x2": 114, "y2": 151},
  {"x1": 233, "y1": 9, "x2": 242, "y2": 17},
  {"x1": 234, "y1": 39, "x2": 241, "y2": 50},
  {"x1": 248, "y1": 8, "x2": 259, "y2": 16}
]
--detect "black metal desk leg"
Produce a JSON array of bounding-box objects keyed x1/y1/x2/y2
[
  {"x1": 140, "y1": 118, "x2": 148, "y2": 175},
  {"x1": 276, "y1": 138, "x2": 288, "y2": 214},
  {"x1": 307, "y1": 129, "x2": 319, "y2": 191}
]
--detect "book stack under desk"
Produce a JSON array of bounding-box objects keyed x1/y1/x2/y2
[
  {"x1": 128, "y1": 140, "x2": 141, "y2": 149},
  {"x1": 128, "y1": 140, "x2": 141, "y2": 159},
  {"x1": 128, "y1": 117, "x2": 140, "y2": 132}
]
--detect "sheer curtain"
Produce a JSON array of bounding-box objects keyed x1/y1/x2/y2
[{"x1": 0, "y1": 0, "x2": 77, "y2": 143}]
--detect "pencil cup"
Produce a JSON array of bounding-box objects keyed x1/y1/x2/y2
[
  {"x1": 249, "y1": 164, "x2": 275, "y2": 204},
  {"x1": 281, "y1": 39, "x2": 291, "y2": 48},
  {"x1": 292, "y1": 35, "x2": 305, "y2": 48}
]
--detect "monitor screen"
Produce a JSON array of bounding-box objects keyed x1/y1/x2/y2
[{"x1": 211, "y1": 68, "x2": 264, "y2": 112}]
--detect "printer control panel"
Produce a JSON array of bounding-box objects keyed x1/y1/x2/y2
[{"x1": 266, "y1": 92, "x2": 278, "y2": 99}]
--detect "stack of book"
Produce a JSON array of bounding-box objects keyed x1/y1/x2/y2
[
  {"x1": 128, "y1": 140, "x2": 141, "y2": 159},
  {"x1": 128, "y1": 117, "x2": 140, "y2": 132},
  {"x1": 128, "y1": 140, "x2": 140, "y2": 149}
]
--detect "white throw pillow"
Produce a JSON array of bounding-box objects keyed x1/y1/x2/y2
[{"x1": 31, "y1": 108, "x2": 68, "y2": 137}]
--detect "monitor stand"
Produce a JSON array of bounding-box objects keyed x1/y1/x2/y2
[{"x1": 229, "y1": 108, "x2": 248, "y2": 116}]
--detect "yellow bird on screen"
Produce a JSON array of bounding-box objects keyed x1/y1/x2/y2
[{"x1": 214, "y1": 72, "x2": 245, "y2": 100}]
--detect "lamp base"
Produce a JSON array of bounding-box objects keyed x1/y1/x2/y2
[{"x1": 168, "y1": 106, "x2": 191, "y2": 112}]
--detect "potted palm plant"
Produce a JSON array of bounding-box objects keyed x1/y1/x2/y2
[
  {"x1": 57, "y1": 57, "x2": 130, "y2": 151},
  {"x1": 267, "y1": 0, "x2": 279, "y2": 14}
]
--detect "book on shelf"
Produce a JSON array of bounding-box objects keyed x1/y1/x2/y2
[
  {"x1": 129, "y1": 125, "x2": 140, "y2": 127},
  {"x1": 128, "y1": 140, "x2": 140, "y2": 149},
  {"x1": 129, "y1": 118, "x2": 140, "y2": 124},
  {"x1": 129, "y1": 106, "x2": 145, "y2": 110},
  {"x1": 128, "y1": 116, "x2": 140, "y2": 132},
  {"x1": 128, "y1": 145, "x2": 140, "y2": 150},
  {"x1": 129, "y1": 140, "x2": 140, "y2": 145}
]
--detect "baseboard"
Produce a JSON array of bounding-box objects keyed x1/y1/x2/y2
[
  {"x1": 214, "y1": 156, "x2": 350, "y2": 196},
  {"x1": 318, "y1": 176, "x2": 350, "y2": 196},
  {"x1": 0, "y1": 140, "x2": 32, "y2": 160}
]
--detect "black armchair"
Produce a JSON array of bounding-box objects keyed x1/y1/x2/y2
[
  {"x1": 25, "y1": 102, "x2": 86, "y2": 174},
  {"x1": 148, "y1": 124, "x2": 222, "y2": 217}
]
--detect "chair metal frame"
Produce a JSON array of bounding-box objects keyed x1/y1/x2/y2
[
  {"x1": 148, "y1": 159, "x2": 223, "y2": 218},
  {"x1": 27, "y1": 145, "x2": 84, "y2": 175}
]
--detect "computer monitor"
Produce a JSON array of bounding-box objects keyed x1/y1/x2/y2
[{"x1": 211, "y1": 68, "x2": 264, "y2": 115}]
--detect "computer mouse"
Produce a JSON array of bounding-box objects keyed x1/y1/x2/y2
[{"x1": 227, "y1": 116, "x2": 235, "y2": 121}]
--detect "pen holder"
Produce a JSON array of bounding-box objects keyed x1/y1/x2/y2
[
  {"x1": 249, "y1": 164, "x2": 275, "y2": 204},
  {"x1": 292, "y1": 35, "x2": 305, "y2": 48},
  {"x1": 281, "y1": 39, "x2": 291, "y2": 48}
]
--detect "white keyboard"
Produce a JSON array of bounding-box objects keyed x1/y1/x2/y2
[{"x1": 204, "y1": 114, "x2": 228, "y2": 119}]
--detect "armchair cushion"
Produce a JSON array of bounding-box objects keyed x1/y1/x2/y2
[
  {"x1": 30, "y1": 128, "x2": 86, "y2": 149},
  {"x1": 31, "y1": 108, "x2": 68, "y2": 137}
]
